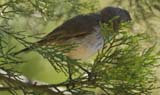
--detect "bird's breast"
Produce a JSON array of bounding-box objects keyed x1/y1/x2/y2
[{"x1": 66, "y1": 27, "x2": 104, "y2": 60}]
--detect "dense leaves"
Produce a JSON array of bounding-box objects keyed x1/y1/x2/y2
[{"x1": 0, "y1": 0, "x2": 160, "y2": 95}]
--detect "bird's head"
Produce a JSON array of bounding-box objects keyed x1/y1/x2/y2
[{"x1": 100, "y1": 7, "x2": 131, "y2": 32}]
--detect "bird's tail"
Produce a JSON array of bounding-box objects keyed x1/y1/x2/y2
[{"x1": 14, "y1": 39, "x2": 45, "y2": 56}]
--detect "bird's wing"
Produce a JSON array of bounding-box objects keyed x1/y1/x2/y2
[
  {"x1": 37, "y1": 13, "x2": 100, "y2": 45},
  {"x1": 37, "y1": 30, "x2": 91, "y2": 45}
]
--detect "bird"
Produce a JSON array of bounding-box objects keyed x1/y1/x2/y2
[{"x1": 15, "y1": 7, "x2": 131, "y2": 60}]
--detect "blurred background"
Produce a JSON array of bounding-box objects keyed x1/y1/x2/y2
[{"x1": 0, "y1": 0, "x2": 160, "y2": 95}]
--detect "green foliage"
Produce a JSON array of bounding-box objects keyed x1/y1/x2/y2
[
  {"x1": 111, "y1": 0, "x2": 160, "y2": 40},
  {"x1": 0, "y1": 0, "x2": 160, "y2": 95},
  {"x1": 90, "y1": 22, "x2": 159, "y2": 95}
]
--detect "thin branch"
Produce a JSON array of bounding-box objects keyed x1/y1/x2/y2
[{"x1": 0, "y1": 72, "x2": 63, "y2": 95}]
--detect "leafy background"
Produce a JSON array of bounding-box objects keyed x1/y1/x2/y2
[{"x1": 0, "y1": 0, "x2": 160, "y2": 95}]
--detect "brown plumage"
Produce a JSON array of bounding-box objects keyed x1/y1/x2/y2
[
  {"x1": 15, "y1": 7, "x2": 131, "y2": 59},
  {"x1": 37, "y1": 13, "x2": 100, "y2": 45}
]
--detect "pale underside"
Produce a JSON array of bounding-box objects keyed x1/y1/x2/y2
[{"x1": 65, "y1": 27, "x2": 104, "y2": 60}]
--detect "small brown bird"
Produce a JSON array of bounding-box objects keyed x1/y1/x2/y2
[{"x1": 16, "y1": 7, "x2": 131, "y2": 60}]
